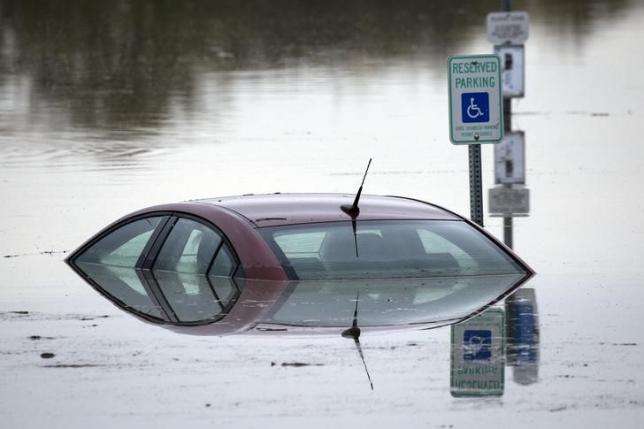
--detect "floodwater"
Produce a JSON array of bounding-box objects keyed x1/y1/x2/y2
[{"x1": 1, "y1": 0, "x2": 644, "y2": 427}]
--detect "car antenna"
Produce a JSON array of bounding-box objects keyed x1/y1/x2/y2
[
  {"x1": 341, "y1": 158, "x2": 372, "y2": 218},
  {"x1": 341, "y1": 158, "x2": 372, "y2": 258},
  {"x1": 341, "y1": 290, "x2": 374, "y2": 391}
]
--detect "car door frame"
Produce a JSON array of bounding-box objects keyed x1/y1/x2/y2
[{"x1": 142, "y1": 212, "x2": 243, "y2": 325}]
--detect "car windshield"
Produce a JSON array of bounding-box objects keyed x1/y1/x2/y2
[{"x1": 260, "y1": 220, "x2": 525, "y2": 280}]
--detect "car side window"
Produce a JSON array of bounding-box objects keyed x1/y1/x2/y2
[
  {"x1": 151, "y1": 217, "x2": 239, "y2": 323},
  {"x1": 76, "y1": 217, "x2": 164, "y2": 268},
  {"x1": 154, "y1": 218, "x2": 222, "y2": 274}
]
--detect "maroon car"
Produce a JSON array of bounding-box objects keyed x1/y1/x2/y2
[{"x1": 66, "y1": 193, "x2": 533, "y2": 335}]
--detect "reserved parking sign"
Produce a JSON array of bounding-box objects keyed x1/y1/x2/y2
[{"x1": 448, "y1": 55, "x2": 503, "y2": 144}]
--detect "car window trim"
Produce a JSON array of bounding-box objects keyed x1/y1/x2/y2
[
  {"x1": 205, "y1": 240, "x2": 224, "y2": 276},
  {"x1": 143, "y1": 212, "x2": 241, "y2": 277},
  {"x1": 140, "y1": 212, "x2": 244, "y2": 325},
  {"x1": 140, "y1": 216, "x2": 178, "y2": 269},
  {"x1": 136, "y1": 216, "x2": 173, "y2": 268},
  {"x1": 142, "y1": 270, "x2": 180, "y2": 323}
]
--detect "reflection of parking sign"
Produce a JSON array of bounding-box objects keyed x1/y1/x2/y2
[
  {"x1": 451, "y1": 309, "x2": 505, "y2": 397},
  {"x1": 463, "y1": 329, "x2": 492, "y2": 361},
  {"x1": 461, "y1": 92, "x2": 489, "y2": 123}
]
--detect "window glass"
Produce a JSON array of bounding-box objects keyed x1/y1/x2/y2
[
  {"x1": 210, "y1": 276, "x2": 238, "y2": 308},
  {"x1": 265, "y1": 274, "x2": 526, "y2": 327},
  {"x1": 154, "y1": 218, "x2": 222, "y2": 274},
  {"x1": 260, "y1": 220, "x2": 524, "y2": 280},
  {"x1": 76, "y1": 217, "x2": 163, "y2": 268},
  {"x1": 75, "y1": 262, "x2": 165, "y2": 320},
  {"x1": 154, "y1": 271, "x2": 224, "y2": 323},
  {"x1": 209, "y1": 244, "x2": 236, "y2": 277},
  {"x1": 417, "y1": 229, "x2": 478, "y2": 273},
  {"x1": 274, "y1": 232, "x2": 325, "y2": 258}
]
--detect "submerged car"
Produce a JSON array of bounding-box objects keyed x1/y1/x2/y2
[{"x1": 66, "y1": 193, "x2": 534, "y2": 334}]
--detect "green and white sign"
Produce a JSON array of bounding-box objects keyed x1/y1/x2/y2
[
  {"x1": 450, "y1": 308, "x2": 505, "y2": 397},
  {"x1": 448, "y1": 55, "x2": 503, "y2": 144}
]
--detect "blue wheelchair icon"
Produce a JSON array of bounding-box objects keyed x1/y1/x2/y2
[
  {"x1": 461, "y1": 92, "x2": 489, "y2": 123},
  {"x1": 463, "y1": 329, "x2": 492, "y2": 361}
]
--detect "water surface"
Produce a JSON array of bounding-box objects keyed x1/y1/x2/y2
[{"x1": 1, "y1": 1, "x2": 643, "y2": 427}]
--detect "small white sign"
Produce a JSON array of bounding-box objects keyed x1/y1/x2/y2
[
  {"x1": 448, "y1": 55, "x2": 503, "y2": 144},
  {"x1": 489, "y1": 186, "x2": 530, "y2": 217},
  {"x1": 487, "y1": 11, "x2": 529, "y2": 45},
  {"x1": 495, "y1": 45, "x2": 525, "y2": 98},
  {"x1": 451, "y1": 308, "x2": 505, "y2": 397},
  {"x1": 495, "y1": 131, "x2": 525, "y2": 184}
]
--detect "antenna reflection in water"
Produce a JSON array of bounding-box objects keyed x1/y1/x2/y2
[{"x1": 341, "y1": 291, "x2": 374, "y2": 391}]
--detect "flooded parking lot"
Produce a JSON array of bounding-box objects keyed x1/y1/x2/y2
[{"x1": 1, "y1": 0, "x2": 644, "y2": 427}]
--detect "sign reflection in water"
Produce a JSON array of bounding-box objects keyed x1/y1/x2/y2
[
  {"x1": 450, "y1": 308, "x2": 505, "y2": 397},
  {"x1": 506, "y1": 288, "x2": 539, "y2": 385},
  {"x1": 448, "y1": 290, "x2": 540, "y2": 397}
]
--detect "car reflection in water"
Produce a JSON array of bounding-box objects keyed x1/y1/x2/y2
[{"x1": 70, "y1": 262, "x2": 533, "y2": 336}]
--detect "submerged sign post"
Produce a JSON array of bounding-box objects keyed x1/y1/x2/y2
[{"x1": 448, "y1": 55, "x2": 503, "y2": 144}]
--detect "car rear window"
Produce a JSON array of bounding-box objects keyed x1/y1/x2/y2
[{"x1": 260, "y1": 220, "x2": 524, "y2": 280}]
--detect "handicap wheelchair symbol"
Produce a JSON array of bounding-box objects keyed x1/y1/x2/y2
[
  {"x1": 463, "y1": 329, "x2": 492, "y2": 361},
  {"x1": 467, "y1": 98, "x2": 484, "y2": 119},
  {"x1": 461, "y1": 92, "x2": 489, "y2": 123}
]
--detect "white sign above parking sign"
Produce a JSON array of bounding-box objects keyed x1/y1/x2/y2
[
  {"x1": 486, "y1": 11, "x2": 529, "y2": 45},
  {"x1": 448, "y1": 55, "x2": 503, "y2": 144}
]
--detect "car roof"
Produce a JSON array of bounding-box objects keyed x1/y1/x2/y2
[{"x1": 193, "y1": 193, "x2": 460, "y2": 227}]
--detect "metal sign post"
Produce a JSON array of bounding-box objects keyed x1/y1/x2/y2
[
  {"x1": 448, "y1": 55, "x2": 504, "y2": 227},
  {"x1": 469, "y1": 146, "x2": 484, "y2": 226},
  {"x1": 486, "y1": 0, "x2": 532, "y2": 247}
]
